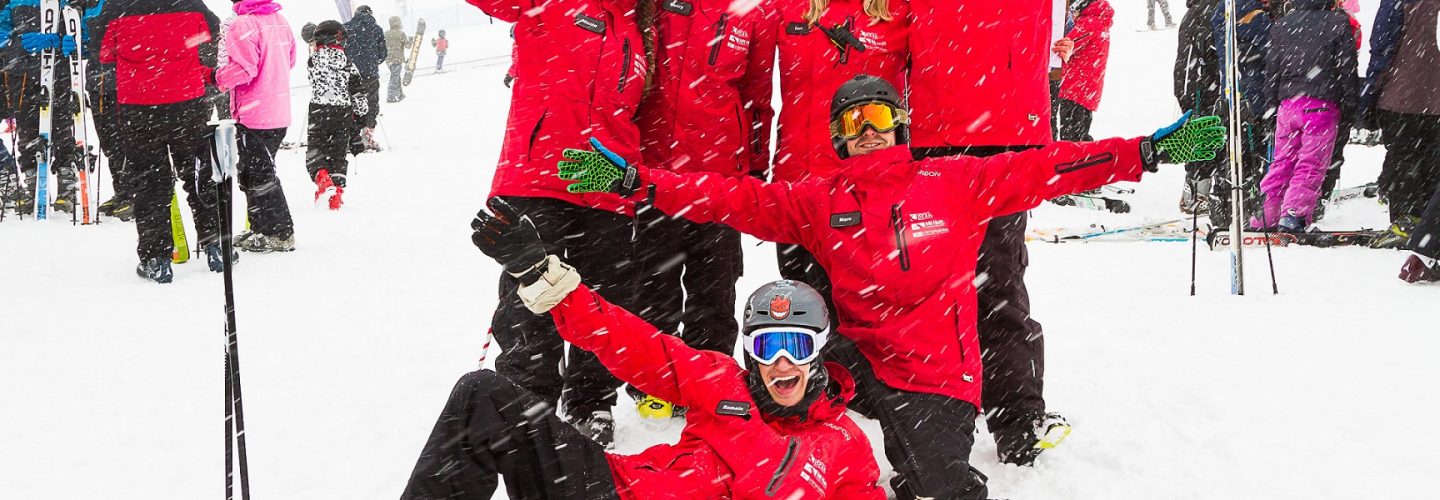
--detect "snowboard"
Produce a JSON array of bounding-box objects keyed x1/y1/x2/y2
[
  {"x1": 1205, "y1": 229, "x2": 1383, "y2": 250},
  {"x1": 402, "y1": 19, "x2": 426, "y2": 86}
]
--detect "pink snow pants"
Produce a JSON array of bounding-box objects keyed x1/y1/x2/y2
[{"x1": 1257, "y1": 95, "x2": 1341, "y2": 227}]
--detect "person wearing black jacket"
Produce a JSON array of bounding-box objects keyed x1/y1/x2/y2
[
  {"x1": 343, "y1": 5, "x2": 386, "y2": 150},
  {"x1": 1173, "y1": 0, "x2": 1224, "y2": 220},
  {"x1": 1255, "y1": 0, "x2": 1358, "y2": 232}
]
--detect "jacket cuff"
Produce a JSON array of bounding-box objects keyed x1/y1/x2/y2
[
  {"x1": 1138, "y1": 137, "x2": 1161, "y2": 172},
  {"x1": 516, "y1": 255, "x2": 582, "y2": 314}
]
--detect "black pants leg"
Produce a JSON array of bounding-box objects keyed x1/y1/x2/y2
[
  {"x1": 306, "y1": 104, "x2": 353, "y2": 187},
  {"x1": 1410, "y1": 186, "x2": 1440, "y2": 259},
  {"x1": 1378, "y1": 111, "x2": 1440, "y2": 223},
  {"x1": 237, "y1": 126, "x2": 294, "y2": 239},
  {"x1": 402, "y1": 370, "x2": 620, "y2": 500},
  {"x1": 361, "y1": 76, "x2": 382, "y2": 127},
  {"x1": 634, "y1": 207, "x2": 742, "y2": 355},
  {"x1": 489, "y1": 197, "x2": 629, "y2": 418},
  {"x1": 122, "y1": 99, "x2": 215, "y2": 260},
  {"x1": 837, "y1": 341, "x2": 988, "y2": 500},
  {"x1": 1054, "y1": 99, "x2": 1094, "y2": 142}
]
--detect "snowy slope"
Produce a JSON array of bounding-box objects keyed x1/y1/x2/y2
[{"x1": 3, "y1": 1, "x2": 1438, "y2": 499}]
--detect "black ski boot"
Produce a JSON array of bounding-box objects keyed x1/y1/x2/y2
[
  {"x1": 1400, "y1": 254, "x2": 1440, "y2": 283},
  {"x1": 1371, "y1": 216, "x2": 1419, "y2": 249},
  {"x1": 136, "y1": 258, "x2": 174, "y2": 284},
  {"x1": 1278, "y1": 214, "x2": 1306, "y2": 234},
  {"x1": 996, "y1": 412, "x2": 1072, "y2": 466},
  {"x1": 571, "y1": 410, "x2": 615, "y2": 449},
  {"x1": 204, "y1": 244, "x2": 238, "y2": 273}
]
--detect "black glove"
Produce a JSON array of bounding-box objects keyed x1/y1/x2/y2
[{"x1": 471, "y1": 198, "x2": 547, "y2": 277}]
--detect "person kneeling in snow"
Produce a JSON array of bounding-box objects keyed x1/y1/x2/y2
[
  {"x1": 400, "y1": 199, "x2": 885, "y2": 499},
  {"x1": 556, "y1": 74, "x2": 1226, "y2": 499}
]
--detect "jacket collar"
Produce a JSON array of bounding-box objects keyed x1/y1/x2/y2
[
  {"x1": 839, "y1": 145, "x2": 916, "y2": 187},
  {"x1": 761, "y1": 362, "x2": 857, "y2": 424},
  {"x1": 234, "y1": 0, "x2": 281, "y2": 16}
]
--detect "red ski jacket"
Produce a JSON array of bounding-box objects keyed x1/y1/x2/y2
[
  {"x1": 96, "y1": 0, "x2": 220, "y2": 106},
  {"x1": 637, "y1": 138, "x2": 1149, "y2": 405},
  {"x1": 766, "y1": 0, "x2": 909, "y2": 182},
  {"x1": 638, "y1": 0, "x2": 776, "y2": 178},
  {"x1": 1059, "y1": 0, "x2": 1113, "y2": 112},
  {"x1": 550, "y1": 285, "x2": 885, "y2": 499},
  {"x1": 907, "y1": 0, "x2": 1054, "y2": 147},
  {"x1": 467, "y1": 0, "x2": 647, "y2": 215}
]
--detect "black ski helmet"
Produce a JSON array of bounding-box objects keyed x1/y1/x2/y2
[
  {"x1": 829, "y1": 74, "x2": 909, "y2": 159},
  {"x1": 741, "y1": 280, "x2": 833, "y2": 418},
  {"x1": 314, "y1": 21, "x2": 346, "y2": 46},
  {"x1": 301, "y1": 22, "x2": 318, "y2": 44}
]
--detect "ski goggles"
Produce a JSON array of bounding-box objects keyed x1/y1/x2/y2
[
  {"x1": 744, "y1": 327, "x2": 827, "y2": 365},
  {"x1": 830, "y1": 102, "x2": 909, "y2": 140}
]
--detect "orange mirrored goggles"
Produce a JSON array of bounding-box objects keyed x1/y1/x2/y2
[{"x1": 830, "y1": 102, "x2": 909, "y2": 139}]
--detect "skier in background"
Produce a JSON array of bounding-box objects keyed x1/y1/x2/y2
[
  {"x1": 383, "y1": 16, "x2": 405, "y2": 102},
  {"x1": 216, "y1": 0, "x2": 298, "y2": 252},
  {"x1": 1360, "y1": 0, "x2": 1440, "y2": 249},
  {"x1": 0, "y1": 0, "x2": 87, "y2": 215},
  {"x1": 1174, "y1": 0, "x2": 1223, "y2": 217},
  {"x1": 1254, "y1": 0, "x2": 1357, "y2": 232},
  {"x1": 762, "y1": 0, "x2": 909, "y2": 347},
  {"x1": 305, "y1": 20, "x2": 367, "y2": 211},
  {"x1": 403, "y1": 207, "x2": 885, "y2": 497},
  {"x1": 626, "y1": 0, "x2": 775, "y2": 421},
  {"x1": 95, "y1": 0, "x2": 222, "y2": 283},
  {"x1": 1053, "y1": 0, "x2": 1113, "y2": 142},
  {"x1": 1148, "y1": 0, "x2": 1175, "y2": 30},
  {"x1": 460, "y1": 0, "x2": 648, "y2": 448},
  {"x1": 558, "y1": 75, "x2": 1226, "y2": 500},
  {"x1": 343, "y1": 5, "x2": 385, "y2": 151},
  {"x1": 430, "y1": 29, "x2": 446, "y2": 72}
]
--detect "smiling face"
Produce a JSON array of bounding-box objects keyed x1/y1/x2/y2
[
  {"x1": 845, "y1": 128, "x2": 896, "y2": 157},
  {"x1": 758, "y1": 357, "x2": 813, "y2": 407}
]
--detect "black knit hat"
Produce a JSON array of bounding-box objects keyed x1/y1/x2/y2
[{"x1": 314, "y1": 21, "x2": 346, "y2": 46}]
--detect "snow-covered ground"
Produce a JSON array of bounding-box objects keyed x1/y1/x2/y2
[{"x1": 3, "y1": 1, "x2": 1437, "y2": 499}]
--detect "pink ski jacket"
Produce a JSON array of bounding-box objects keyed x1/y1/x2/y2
[{"x1": 216, "y1": 0, "x2": 297, "y2": 130}]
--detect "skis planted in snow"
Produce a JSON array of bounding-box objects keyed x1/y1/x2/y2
[
  {"x1": 171, "y1": 190, "x2": 189, "y2": 264},
  {"x1": 35, "y1": 0, "x2": 62, "y2": 221},
  {"x1": 402, "y1": 19, "x2": 426, "y2": 86},
  {"x1": 64, "y1": 4, "x2": 91, "y2": 225}
]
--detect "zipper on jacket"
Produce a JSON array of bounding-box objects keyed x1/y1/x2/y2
[
  {"x1": 619, "y1": 39, "x2": 632, "y2": 92},
  {"x1": 764, "y1": 438, "x2": 799, "y2": 496},
  {"x1": 891, "y1": 204, "x2": 911, "y2": 271},
  {"x1": 708, "y1": 14, "x2": 728, "y2": 65}
]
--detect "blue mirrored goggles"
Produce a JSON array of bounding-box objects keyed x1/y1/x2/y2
[{"x1": 744, "y1": 327, "x2": 826, "y2": 365}]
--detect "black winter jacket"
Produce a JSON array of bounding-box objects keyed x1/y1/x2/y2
[
  {"x1": 1263, "y1": 0, "x2": 1358, "y2": 112},
  {"x1": 342, "y1": 11, "x2": 386, "y2": 78},
  {"x1": 1174, "y1": 0, "x2": 1222, "y2": 112}
]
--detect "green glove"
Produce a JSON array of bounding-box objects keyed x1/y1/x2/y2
[
  {"x1": 557, "y1": 137, "x2": 639, "y2": 195},
  {"x1": 1149, "y1": 111, "x2": 1227, "y2": 164}
]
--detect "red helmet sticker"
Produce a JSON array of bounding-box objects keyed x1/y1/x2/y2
[{"x1": 769, "y1": 295, "x2": 791, "y2": 320}]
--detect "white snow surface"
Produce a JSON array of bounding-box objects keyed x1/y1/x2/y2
[{"x1": 3, "y1": 1, "x2": 1437, "y2": 499}]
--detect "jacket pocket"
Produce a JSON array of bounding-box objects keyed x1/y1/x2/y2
[
  {"x1": 890, "y1": 204, "x2": 911, "y2": 271},
  {"x1": 618, "y1": 38, "x2": 632, "y2": 93},
  {"x1": 764, "y1": 438, "x2": 799, "y2": 496},
  {"x1": 524, "y1": 108, "x2": 548, "y2": 162}
]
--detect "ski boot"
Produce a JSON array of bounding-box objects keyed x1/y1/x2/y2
[
  {"x1": 571, "y1": 410, "x2": 615, "y2": 449},
  {"x1": 1400, "y1": 254, "x2": 1440, "y2": 283},
  {"x1": 204, "y1": 244, "x2": 239, "y2": 273},
  {"x1": 111, "y1": 202, "x2": 135, "y2": 221},
  {"x1": 996, "y1": 412, "x2": 1072, "y2": 466},
  {"x1": 237, "y1": 232, "x2": 296, "y2": 253},
  {"x1": 13, "y1": 197, "x2": 34, "y2": 216},
  {"x1": 313, "y1": 169, "x2": 335, "y2": 205},
  {"x1": 1370, "y1": 216, "x2": 1418, "y2": 249},
  {"x1": 329, "y1": 186, "x2": 345, "y2": 211},
  {"x1": 136, "y1": 257, "x2": 174, "y2": 284},
  {"x1": 51, "y1": 193, "x2": 76, "y2": 214},
  {"x1": 1277, "y1": 214, "x2": 1306, "y2": 234},
  {"x1": 636, "y1": 394, "x2": 686, "y2": 420}
]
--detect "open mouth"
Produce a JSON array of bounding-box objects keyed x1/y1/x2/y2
[
  {"x1": 769, "y1": 375, "x2": 801, "y2": 394},
  {"x1": 857, "y1": 139, "x2": 886, "y2": 149}
]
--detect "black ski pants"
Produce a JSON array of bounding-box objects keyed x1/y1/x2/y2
[
  {"x1": 1411, "y1": 185, "x2": 1440, "y2": 260},
  {"x1": 490, "y1": 196, "x2": 632, "y2": 418},
  {"x1": 1376, "y1": 111, "x2": 1440, "y2": 223},
  {"x1": 828, "y1": 338, "x2": 988, "y2": 500},
  {"x1": 121, "y1": 99, "x2": 219, "y2": 260},
  {"x1": 89, "y1": 64, "x2": 127, "y2": 204},
  {"x1": 11, "y1": 63, "x2": 78, "y2": 198},
  {"x1": 237, "y1": 126, "x2": 295, "y2": 239},
  {"x1": 1053, "y1": 98, "x2": 1094, "y2": 142},
  {"x1": 913, "y1": 145, "x2": 1047, "y2": 446},
  {"x1": 402, "y1": 370, "x2": 620, "y2": 500},
  {"x1": 358, "y1": 75, "x2": 381, "y2": 128},
  {"x1": 1204, "y1": 119, "x2": 1267, "y2": 228},
  {"x1": 306, "y1": 104, "x2": 353, "y2": 188},
  {"x1": 633, "y1": 204, "x2": 742, "y2": 356}
]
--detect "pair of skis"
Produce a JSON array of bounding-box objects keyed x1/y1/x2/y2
[{"x1": 33, "y1": 0, "x2": 95, "y2": 224}]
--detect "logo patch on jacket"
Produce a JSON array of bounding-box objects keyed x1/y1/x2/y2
[
  {"x1": 716, "y1": 400, "x2": 752, "y2": 417},
  {"x1": 660, "y1": 0, "x2": 693, "y2": 15},
  {"x1": 769, "y1": 295, "x2": 791, "y2": 320},
  {"x1": 908, "y1": 212, "x2": 950, "y2": 238},
  {"x1": 574, "y1": 14, "x2": 606, "y2": 35}
]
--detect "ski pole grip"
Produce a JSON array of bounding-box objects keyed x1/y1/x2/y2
[{"x1": 209, "y1": 119, "x2": 239, "y2": 183}]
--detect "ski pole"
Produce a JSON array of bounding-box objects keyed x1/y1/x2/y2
[
  {"x1": 477, "y1": 328, "x2": 494, "y2": 367},
  {"x1": 211, "y1": 119, "x2": 251, "y2": 500},
  {"x1": 1189, "y1": 176, "x2": 1200, "y2": 296}
]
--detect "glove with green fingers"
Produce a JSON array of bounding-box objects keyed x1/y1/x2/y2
[
  {"x1": 1142, "y1": 111, "x2": 1228, "y2": 166},
  {"x1": 557, "y1": 137, "x2": 642, "y2": 196}
]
